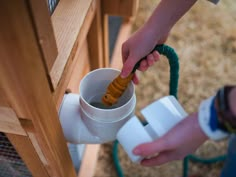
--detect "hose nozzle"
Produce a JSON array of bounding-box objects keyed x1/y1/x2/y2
[{"x1": 102, "y1": 73, "x2": 134, "y2": 106}]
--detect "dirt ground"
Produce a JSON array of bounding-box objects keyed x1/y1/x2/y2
[{"x1": 94, "y1": 1, "x2": 236, "y2": 177}]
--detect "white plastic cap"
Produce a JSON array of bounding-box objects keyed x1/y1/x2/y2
[
  {"x1": 117, "y1": 116, "x2": 152, "y2": 163},
  {"x1": 141, "y1": 96, "x2": 187, "y2": 137},
  {"x1": 117, "y1": 96, "x2": 188, "y2": 163}
]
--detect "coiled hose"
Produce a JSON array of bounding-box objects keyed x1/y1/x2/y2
[{"x1": 112, "y1": 44, "x2": 226, "y2": 177}]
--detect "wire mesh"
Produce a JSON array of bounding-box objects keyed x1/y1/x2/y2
[
  {"x1": 48, "y1": 0, "x2": 60, "y2": 14},
  {"x1": 0, "y1": 132, "x2": 32, "y2": 177}
]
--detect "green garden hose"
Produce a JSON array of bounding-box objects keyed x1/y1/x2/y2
[{"x1": 112, "y1": 44, "x2": 226, "y2": 177}]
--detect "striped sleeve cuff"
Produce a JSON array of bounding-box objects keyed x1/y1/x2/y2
[{"x1": 198, "y1": 96, "x2": 228, "y2": 141}]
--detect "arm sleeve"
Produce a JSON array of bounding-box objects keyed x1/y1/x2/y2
[{"x1": 198, "y1": 96, "x2": 229, "y2": 141}]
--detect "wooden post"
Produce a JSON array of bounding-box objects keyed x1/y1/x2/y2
[
  {"x1": 6, "y1": 134, "x2": 50, "y2": 177},
  {"x1": 28, "y1": 0, "x2": 58, "y2": 73},
  {"x1": 51, "y1": 0, "x2": 97, "y2": 108},
  {"x1": 88, "y1": 0, "x2": 104, "y2": 70},
  {"x1": 50, "y1": 0, "x2": 94, "y2": 90},
  {"x1": 0, "y1": 1, "x2": 76, "y2": 177},
  {"x1": 102, "y1": 0, "x2": 138, "y2": 18},
  {"x1": 0, "y1": 0, "x2": 139, "y2": 177}
]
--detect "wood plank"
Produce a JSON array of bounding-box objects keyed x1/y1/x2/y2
[
  {"x1": 0, "y1": 1, "x2": 76, "y2": 177},
  {"x1": 101, "y1": 0, "x2": 138, "y2": 17},
  {"x1": 54, "y1": 40, "x2": 91, "y2": 109},
  {"x1": 101, "y1": 14, "x2": 110, "y2": 67},
  {"x1": 18, "y1": 119, "x2": 49, "y2": 166},
  {"x1": 0, "y1": 86, "x2": 10, "y2": 107},
  {"x1": 28, "y1": 132, "x2": 49, "y2": 166},
  {"x1": 28, "y1": 0, "x2": 58, "y2": 74},
  {"x1": 77, "y1": 144, "x2": 100, "y2": 177},
  {"x1": 110, "y1": 20, "x2": 133, "y2": 69},
  {"x1": 66, "y1": 41, "x2": 91, "y2": 94},
  {"x1": 50, "y1": 0, "x2": 94, "y2": 89},
  {"x1": 88, "y1": 0, "x2": 104, "y2": 70},
  {"x1": 52, "y1": 0, "x2": 96, "y2": 108},
  {"x1": 7, "y1": 133, "x2": 50, "y2": 177},
  {"x1": 0, "y1": 107, "x2": 27, "y2": 136}
]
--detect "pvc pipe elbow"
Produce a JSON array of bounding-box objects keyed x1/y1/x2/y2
[
  {"x1": 59, "y1": 94, "x2": 106, "y2": 144},
  {"x1": 59, "y1": 69, "x2": 136, "y2": 145}
]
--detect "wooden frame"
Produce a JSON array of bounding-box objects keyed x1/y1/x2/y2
[
  {"x1": 0, "y1": 0, "x2": 138, "y2": 177},
  {"x1": 0, "y1": 1, "x2": 76, "y2": 176},
  {"x1": 51, "y1": 0, "x2": 97, "y2": 108}
]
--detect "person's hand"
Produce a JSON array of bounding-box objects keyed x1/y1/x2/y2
[
  {"x1": 120, "y1": 25, "x2": 168, "y2": 84},
  {"x1": 120, "y1": 0, "x2": 198, "y2": 84},
  {"x1": 133, "y1": 113, "x2": 208, "y2": 166}
]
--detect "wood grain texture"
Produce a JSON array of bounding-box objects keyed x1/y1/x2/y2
[
  {"x1": 66, "y1": 40, "x2": 90, "y2": 94},
  {"x1": 102, "y1": 0, "x2": 138, "y2": 17},
  {"x1": 50, "y1": 0, "x2": 94, "y2": 88},
  {"x1": 52, "y1": 0, "x2": 96, "y2": 108},
  {"x1": 0, "y1": 1, "x2": 76, "y2": 177},
  {"x1": 88, "y1": 0, "x2": 104, "y2": 70},
  {"x1": 0, "y1": 107, "x2": 27, "y2": 136},
  {"x1": 0, "y1": 86, "x2": 10, "y2": 107},
  {"x1": 28, "y1": 0, "x2": 58, "y2": 73},
  {"x1": 101, "y1": 14, "x2": 110, "y2": 67},
  {"x1": 54, "y1": 40, "x2": 91, "y2": 109}
]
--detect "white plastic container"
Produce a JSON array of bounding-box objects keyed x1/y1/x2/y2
[
  {"x1": 117, "y1": 95, "x2": 188, "y2": 163},
  {"x1": 59, "y1": 68, "x2": 136, "y2": 144}
]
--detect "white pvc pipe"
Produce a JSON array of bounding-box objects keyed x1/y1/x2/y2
[
  {"x1": 59, "y1": 94, "x2": 102, "y2": 144},
  {"x1": 59, "y1": 68, "x2": 189, "y2": 164},
  {"x1": 59, "y1": 68, "x2": 136, "y2": 144}
]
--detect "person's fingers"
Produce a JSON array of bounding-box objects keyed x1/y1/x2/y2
[
  {"x1": 138, "y1": 51, "x2": 160, "y2": 71},
  {"x1": 132, "y1": 73, "x2": 139, "y2": 84},
  {"x1": 133, "y1": 137, "x2": 170, "y2": 157},
  {"x1": 121, "y1": 44, "x2": 161, "y2": 78},
  {"x1": 121, "y1": 43, "x2": 135, "y2": 78},
  {"x1": 138, "y1": 60, "x2": 148, "y2": 71},
  {"x1": 152, "y1": 51, "x2": 160, "y2": 62},
  {"x1": 147, "y1": 54, "x2": 155, "y2": 66},
  {"x1": 121, "y1": 43, "x2": 129, "y2": 63},
  {"x1": 140, "y1": 151, "x2": 178, "y2": 166},
  {"x1": 121, "y1": 55, "x2": 137, "y2": 78}
]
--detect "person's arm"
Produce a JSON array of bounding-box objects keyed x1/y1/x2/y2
[
  {"x1": 121, "y1": 0, "x2": 198, "y2": 82},
  {"x1": 144, "y1": 0, "x2": 198, "y2": 40}
]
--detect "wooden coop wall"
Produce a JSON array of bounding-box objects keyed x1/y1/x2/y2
[{"x1": 0, "y1": 0, "x2": 138, "y2": 177}]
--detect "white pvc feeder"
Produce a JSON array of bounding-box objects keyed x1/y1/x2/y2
[
  {"x1": 59, "y1": 68, "x2": 189, "y2": 164},
  {"x1": 59, "y1": 68, "x2": 136, "y2": 144}
]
